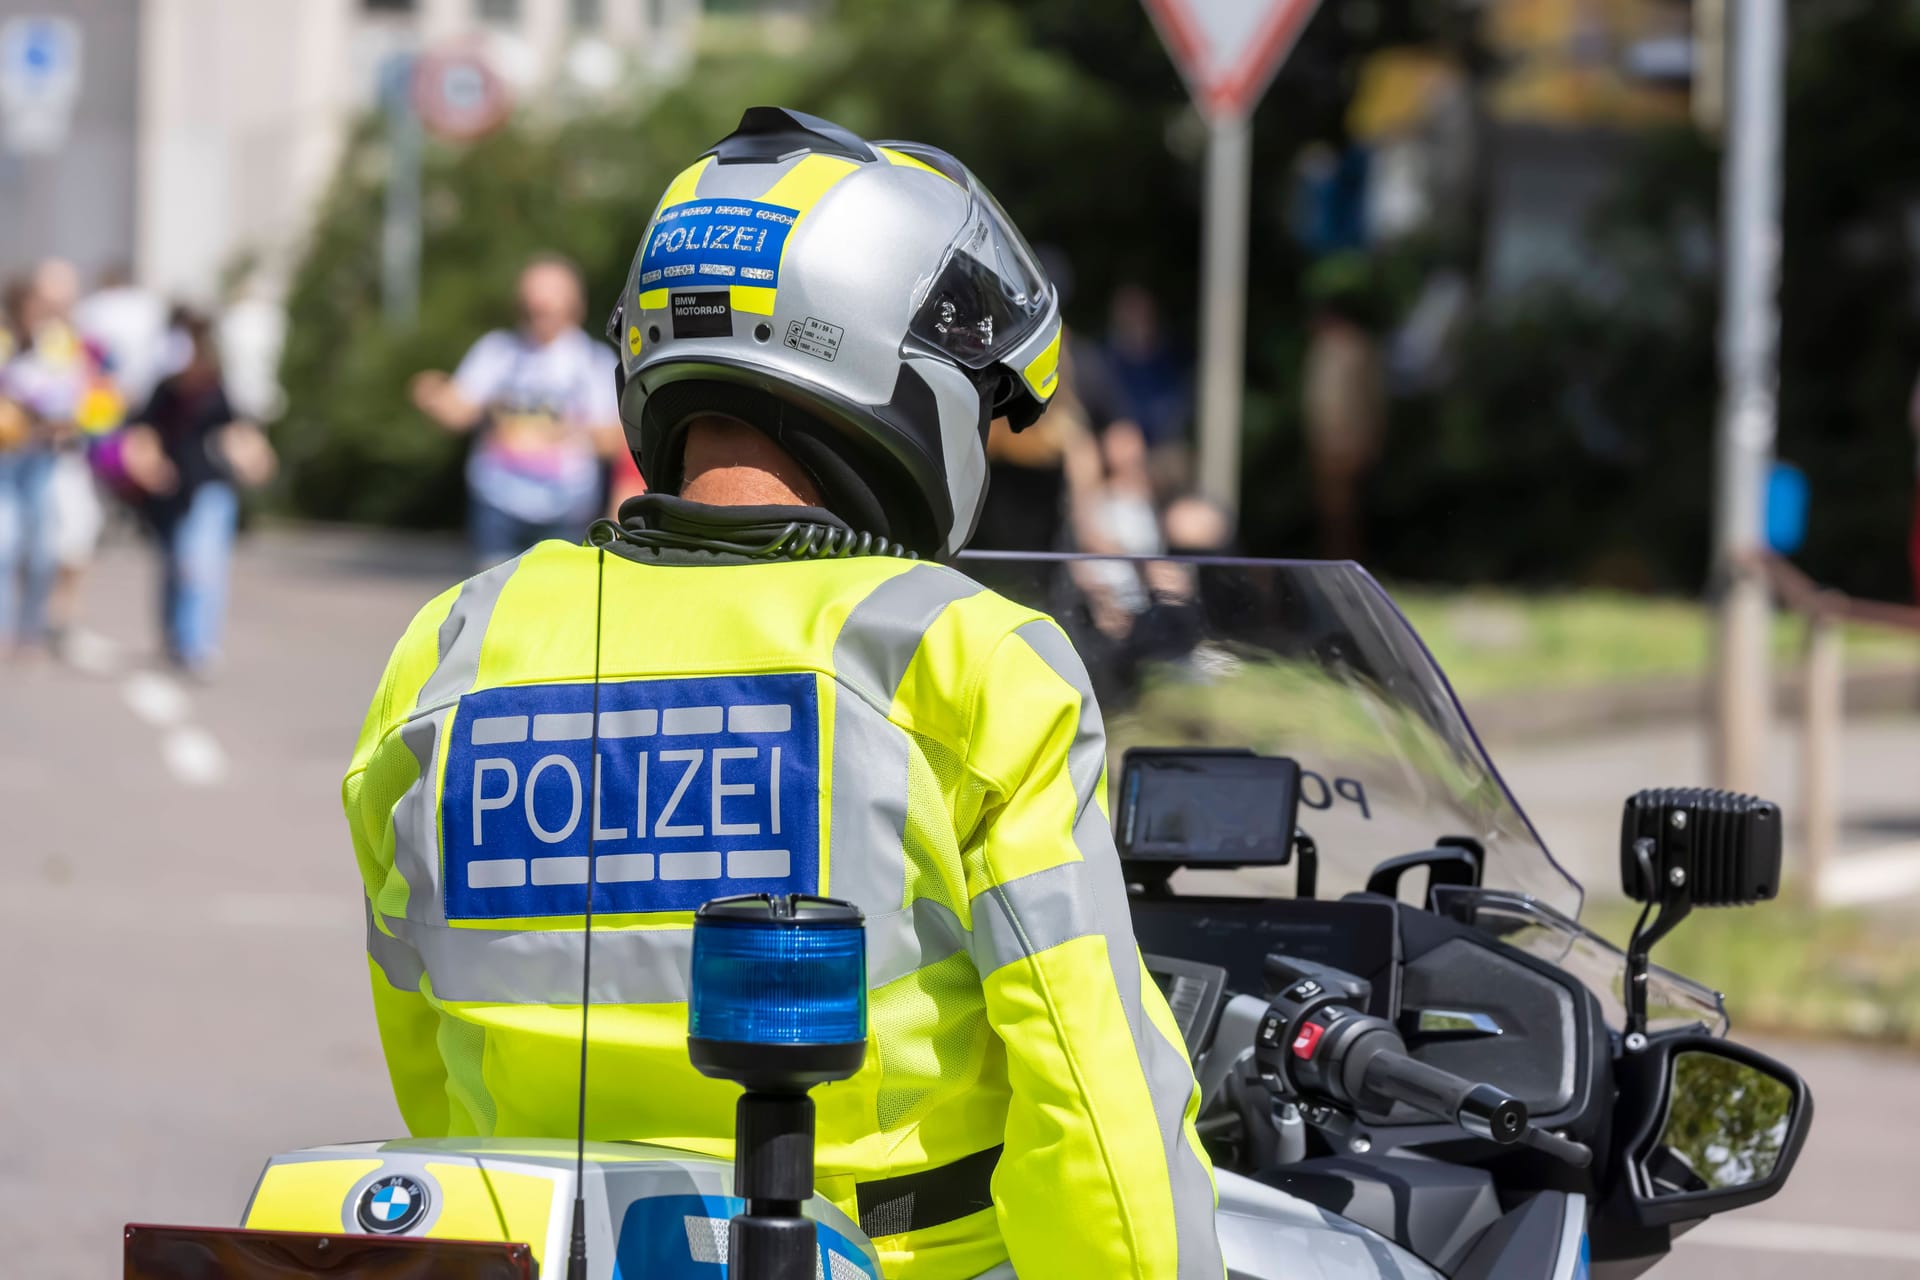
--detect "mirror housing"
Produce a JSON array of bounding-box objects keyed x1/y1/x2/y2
[
  {"x1": 1615, "y1": 1033, "x2": 1813, "y2": 1227},
  {"x1": 1619, "y1": 788, "x2": 1782, "y2": 907}
]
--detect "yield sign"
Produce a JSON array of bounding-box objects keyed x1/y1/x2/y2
[{"x1": 1142, "y1": 0, "x2": 1323, "y2": 122}]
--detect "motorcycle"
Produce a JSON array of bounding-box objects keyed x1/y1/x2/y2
[{"x1": 124, "y1": 555, "x2": 1811, "y2": 1279}]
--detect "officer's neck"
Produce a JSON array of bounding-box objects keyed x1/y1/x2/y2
[{"x1": 679, "y1": 415, "x2": 820, "y2": 508}]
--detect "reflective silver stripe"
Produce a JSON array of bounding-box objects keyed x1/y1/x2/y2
[
  {"x1": 832, "y1": 563, "x2": 981, "y2": 709},
  {"x1": 970, "y1": 859, "x2": 1099, "y2": 975},
  {"x1": 826, "y1": 694, "x2": 911, "y2": 913},
  {"x1": 391, "y1": 557, "x2": 523, "y2": 927},
  {"x1": 826, "y1": 564, "x2": 979, "y2": 916},
  {"x1": 383, "y1": 913, "x2": 695, "y2": 1005},
  {"x1": 866, "y1": 896, "x2": 968, "y2": 989},
  {"x1": 1012, "y1": 619, "x2": 1107, "y2": 810},
  {"x1": 366, "y1": 899, "x2": 425, "y2": 993},
  {"x1": 382, "y1": 901, "x2": 966, "y2": 1005},
  {"x1": 1011, "y1": 619, "x2": 1226, "y2": 1279}
]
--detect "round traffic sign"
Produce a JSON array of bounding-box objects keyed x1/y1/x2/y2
[{"x1": 410, "y1": 50, "x2": 512, "y2": 142}]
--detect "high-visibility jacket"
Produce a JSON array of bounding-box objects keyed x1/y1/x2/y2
[{"x1": 344, "y1": 538, "x2": 1222, "y2": 1279}]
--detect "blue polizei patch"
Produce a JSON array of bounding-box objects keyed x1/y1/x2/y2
[
  {"x1": 638, "y1": 198, "x2": 798, "y2": 292},
  {"x1": 441, "y1": 673, "x2": 820, "y2": 921},
  {"x1": 613, "y1": 1194, "x2": 879, "y2": 1279}
]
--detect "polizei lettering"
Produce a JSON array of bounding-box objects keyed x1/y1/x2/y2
[
  {"x1": 638, "y1": 197, "x2": 799, "y2": 293},
  {"x1": 442, "y1": 673, "x2": 821, "y2": 919},
  {"x1": 648, "y1": 221, "x2": 771, "y2": 257}
]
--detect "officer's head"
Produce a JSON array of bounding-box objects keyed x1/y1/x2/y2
[{"x1": 607, "y1": 107, "x2": 1062, "y2": 561}]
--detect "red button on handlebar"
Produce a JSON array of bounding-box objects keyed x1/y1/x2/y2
[{"x1": 1291, "y1": 1022, "x2": 1325, "y2": 1060}]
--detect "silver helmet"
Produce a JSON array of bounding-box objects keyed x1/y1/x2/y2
[{"x1": 608, "y1": 107, "x2": 1062, "y2": 559}]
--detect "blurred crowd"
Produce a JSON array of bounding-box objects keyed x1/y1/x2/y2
[
  {"x1": 407, "y1": 251, "x2": 1229, "y2": 595},
  {"x1": 0, "y1": 259, "x2": 277, "y2": 676}
]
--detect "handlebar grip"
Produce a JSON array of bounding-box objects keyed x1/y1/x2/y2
[{"x1": 1357, "y1": 1046, "x2": 1528, "y2": 1145}]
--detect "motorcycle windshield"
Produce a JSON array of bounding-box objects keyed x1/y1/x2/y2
[{"x1": 958, "y1": 553, "x2": 1584, "y2": 915}]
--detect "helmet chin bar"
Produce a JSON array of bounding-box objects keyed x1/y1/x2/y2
[{"x1": 993, "y1": 370, "x2": 1047, "y2": 433}]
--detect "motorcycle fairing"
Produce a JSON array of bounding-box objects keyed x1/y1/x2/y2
[{"x1": 239, "y1": 1138, "x2": 882, "y2": 1279}]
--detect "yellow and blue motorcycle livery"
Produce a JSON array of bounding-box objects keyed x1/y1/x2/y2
[{"x1": 127, "y1": 554, "x2": 1812, "y2": 1280}]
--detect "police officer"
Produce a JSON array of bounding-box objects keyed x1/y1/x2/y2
[{"x1": 344, "y1": 108, "x2": 1223, "y2": 1279}]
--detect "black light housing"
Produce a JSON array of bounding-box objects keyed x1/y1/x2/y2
[{"x1": 688, "y1": 895, "x2": 868, "y2": 1280}]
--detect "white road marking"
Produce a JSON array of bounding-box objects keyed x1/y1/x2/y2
[
  {"x1": 60, "y1": 626, "x2": 122, "y2": 676},
  {"x1": 1819, "y1": 842, "x2": 1920, "y2": 906},
  {"x1": 121, "y1": 672, "x2": 190, "y2": 727},
  {"x1": 162, "y1": 725, "x2": 229, "y2": 786},
  {"x1": 1684, "y1": 1218, "x2": 1920, "y2": 1262}
]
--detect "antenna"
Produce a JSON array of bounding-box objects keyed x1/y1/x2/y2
[{"x1": 566, "y1": 542, "x2": 609, "y2": 1280}]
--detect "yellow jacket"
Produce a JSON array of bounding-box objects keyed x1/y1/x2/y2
[{"x1": 344, "y1": 539, "x2": 1221, "y2": 1278}]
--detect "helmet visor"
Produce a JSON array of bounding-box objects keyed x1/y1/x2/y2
[{"x1": 893, "y1": 143, "x2": 1053, "y2": 371}]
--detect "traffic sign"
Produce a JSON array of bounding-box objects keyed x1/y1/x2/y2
[
  {"x1": 1142, "y1": 0, "x2": 1322, "y2": 122},
  {"x1": 1140, "y1": 0, "x2": 1322, "y2": 518},
  {"x1": 0, "y1": 14, "x2": 82, "y2": 154},
  {"x1": 410, "y1": 50, "x2": 512, "y2": 143}
]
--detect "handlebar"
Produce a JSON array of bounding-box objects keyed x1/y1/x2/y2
[
  {"x1": 1347, "y1": 1035, "x2": 1528, "y2": 1144},
  {"x1": 1254, "y1": 960, "x2": 1593, "y2": 1167}
]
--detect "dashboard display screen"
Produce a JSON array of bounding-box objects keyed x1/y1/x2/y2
[{"x1": 1118, "y1": 751, "x2": 1300, "y2": 865}]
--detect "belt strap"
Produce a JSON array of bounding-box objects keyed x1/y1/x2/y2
[{"x1": 854, "y1": 1144, "x2": 1003, "y2": 1239}]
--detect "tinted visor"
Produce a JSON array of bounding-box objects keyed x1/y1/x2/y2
[{"x1": 892, "y1": 143, "x2": 1052, "y2": 371}]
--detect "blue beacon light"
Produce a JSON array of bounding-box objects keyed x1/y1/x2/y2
[{"x1": 688, "y1": 894, "x2": 869, "y2": 1280}]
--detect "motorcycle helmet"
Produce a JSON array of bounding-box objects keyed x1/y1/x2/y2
[{"x1": 607, "y1": 106, "x2": 1062, "y2": 560}]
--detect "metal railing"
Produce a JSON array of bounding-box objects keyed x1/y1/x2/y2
[{"x1": 1751, "y1": 553, "x2": 1920, "y2": 900}]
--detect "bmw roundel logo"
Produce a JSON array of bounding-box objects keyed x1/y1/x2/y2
[{"x1": 356, "y1": 1173, "x2": 430, "y2": 1235}]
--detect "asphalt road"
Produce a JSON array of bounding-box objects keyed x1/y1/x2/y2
[{"x1": 1, "y1": 527, "x2": 1915, "y2": 1277}]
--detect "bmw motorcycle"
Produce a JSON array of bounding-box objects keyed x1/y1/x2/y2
[{"x1": 124, "y1": 555, "x2": 1810, "y2": 1280}]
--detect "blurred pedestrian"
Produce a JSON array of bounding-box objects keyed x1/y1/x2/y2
[
  {"x1": 1302, "y1": 259, "x2": 1385, "y2": 562},
  {"x1": 1105, "y1": 281, "x2": 1193, "y2": 498},
  {"x1": 1069, "y1": 421, "x2": 1165, "y2": 638},
  {"x1": 121, "y1": 310, "x2": 276, "y2": 676},
  {"x1": 0, "y1": 264, "x2": 112, "y2": 659},
  {"x1": 971, "y1": 331, "x2": 1105, "y2": 552},
  {"x1": 74, "y1": 263, "x2": 169, "y2": 409},
  {"x1": 409, "y1": 254, "x2": 624, "y2": 566},
  {"x1": 31, "y1": 259, "x2": 122, "y2": 656},
  {"x1": 0, "y1": 277, "x2": 60, "y2": 657}
]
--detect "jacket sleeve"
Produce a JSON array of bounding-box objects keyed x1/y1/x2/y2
[
  {"x1": 341, "y1": 586, "x2": 459, "y2": 1137},
  {"x1": 964, "y1": 618, "x2": 1223, "y2": 1279}
]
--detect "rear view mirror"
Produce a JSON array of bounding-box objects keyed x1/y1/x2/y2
[{"x1": 1623, "y1": 1036, "x2": 1812, "y2": 1226}]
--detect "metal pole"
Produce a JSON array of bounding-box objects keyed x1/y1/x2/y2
[
  {"x1": 1195, "y1": 113, "x2": 1253, "y2": 518},
  {"x1": 1709, "y1": 0, "x2": 1785, "y2": 791},
  {"x1": 1800, "y1": 610, "x2": 1841, "y2": 904},
  {"x1": 382, "y1": 55, "x2": 421, "y2": 327}
]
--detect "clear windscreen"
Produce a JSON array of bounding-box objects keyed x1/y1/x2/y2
[
  {"x1": 958, "y1": 554, "x2": 1729, "y2": 1033},
  {"x1": 1431, "y1": 886, "x2": 1728, "y2": 1034},
  {"x1": 960, "y1": 553, "x2": 1584, "y2": 913}
]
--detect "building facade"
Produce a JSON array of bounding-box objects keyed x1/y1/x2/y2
[{"x1": 1, "y1": 0, "x2": 696, "y2": 299}]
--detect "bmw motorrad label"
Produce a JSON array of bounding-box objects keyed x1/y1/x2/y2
[
  {"x1": 639, "y1": 198, "x2": 797, "y2": 291},
  {"x1": 671, "y1": 290, "x2": 733, "y2": 339},
  {"x1": 356, "y1": 1173, "x2": 430, "y2": 1234},
  {"x1": 442, "y1": 673, "x2": 821, "y2": 920}
]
